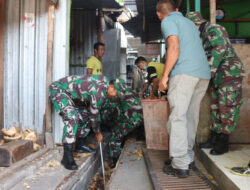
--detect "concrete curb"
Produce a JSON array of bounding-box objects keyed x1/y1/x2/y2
[
  {"x1": 0, "y1": 149, "x2": 59, "y2": 190},
  {"x1": 56, "y1": 138, "x2": 110, "y2": 190},
  {"x1": 0, "y1": 148, "x2": 49, "y2": 178},
  {"x1": 196, "y1": 147, "x2": 239, "y2": 190}
]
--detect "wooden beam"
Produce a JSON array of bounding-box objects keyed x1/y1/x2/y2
[
  {"x1": 210, "y1": 0, "x2": 216, "y2": 24},
  {"x1": 219, "y1": 18, "x2": 250, "y2": 22},
  {"x1": 98, "y1": 10, "x2": 104, "y2": 43},
  {"x1": 0, "y1": 0, "x2": 5, "y2": 132},
  {"x1": 45, "y1": 2, "x2": 55, "y2": 147}
]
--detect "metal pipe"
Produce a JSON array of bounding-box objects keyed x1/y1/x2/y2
[
  {"x1": 195, "y1": 0, "x2": 201, "y2": 12},
  {"x1": 99, "y1": 142, "x2": 105, "y2": 189},
  {"x1": 187, "y1": 0, "x2": 190, "y2": 13}
]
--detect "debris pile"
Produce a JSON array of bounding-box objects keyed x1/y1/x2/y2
[
  {"x1": 1, "y1": 126, "x2": 41, "y2": 151},
  {"x1": 88, "y1": 142, "x2": 144, "y2": 190},
  {"x1": 88, "y1": 160, "x2": 114, "y2": 190}
]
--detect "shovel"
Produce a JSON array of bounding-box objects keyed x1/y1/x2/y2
[{"x1": 99, "y1": 142, "x2": 105, "y2": 189}]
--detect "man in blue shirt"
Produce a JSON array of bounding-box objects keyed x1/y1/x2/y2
[{"x1": 156, "y1": 0, "x2": 211, "y2": 178}]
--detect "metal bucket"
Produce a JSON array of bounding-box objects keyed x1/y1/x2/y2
[{"x1": 141, "y1": 99, "x2": 169, "y2": 150}]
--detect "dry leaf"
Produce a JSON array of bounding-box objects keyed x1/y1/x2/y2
[
  {"x1": 25, "y1": 131, "x2": 37, "y2": 143},
  {"x1": 23, "y1": 183, "x2": 30, "y2": 189},
  {"x1": 3, "y1": 133, "x2": 22, "y2": 142},
  {"x1": 134, "y1": 149, "x2": 143, "y2": 157},
  {"x1": 88, "y1": 143, "x2": 96, "y2": 149},
  {"x1": 127, "y1": 139, "x2": 136, "y2": 143},
  {"x1": 125, "y1": 151, "x2": 133, "y2": 156},
  {"x1": 46, "y1": 161, "x2": 59, "y2": 167},
  {"x1": 33, "y1": 143, "x2": 41, "y2": 151},
  {"x1": 208, "y1": 175, "x2": 214, "y2": 180},
  {"x1": 73, "y1": 153, "x2": 81, "y2": 158},
  {"x1": 81, "y1": 153, "x2": 91, "y2": 158},
  {"x1": 2, "y1": 126, "x2": 17, "y2": 137},
  {"x1": 39, "y1": 167, "x2": 45, "y2": 171},
  {"x1": 104, "y1": 161, "x2": 110, "y2": 169}
]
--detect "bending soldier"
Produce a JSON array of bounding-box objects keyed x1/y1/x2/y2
[
  {"x1": 101, "y1": 79, "x2": 143, "y2": 167},
  {"x1": 49, "y1": 75, "x2": 117, "y2": 170}
]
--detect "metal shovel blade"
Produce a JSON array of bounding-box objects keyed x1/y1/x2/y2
[{"x1": 99, "y1": 142, "x2": 105, "y2": 188}]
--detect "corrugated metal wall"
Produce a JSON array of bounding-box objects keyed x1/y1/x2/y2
[
  {"x1": 4, "y1": 0, "x2": 48, "y2": 133},
  {"x1": 52, "y1": 0, "x2": 71, "y2": 143},
  {"x1": 70, "y1": 10, "x2": 98, "y2": 75}
]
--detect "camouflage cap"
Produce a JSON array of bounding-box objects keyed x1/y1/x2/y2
[{"x1": 186, "y1": 11, "x2": 207, "y2": 24}]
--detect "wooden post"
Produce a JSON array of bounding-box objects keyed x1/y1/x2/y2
[
  {"x1": 0, "y1": 0, "x2": 4, "y2": 133},
  {"x1": 210, "y1": 0, "x2": 216, "y2": 24},
  {"x1": 187, "y1": 0, "x2": 190, "y2": 13},
  {"x1": 45, "y1": 2, "x2": 55, "y2": 148},
  {"x1": 98, "y1": 10, "x2": 104, "y2": 43},
  {"x1": 195, "y1": 0, "x2": 201, "y2": 12}
]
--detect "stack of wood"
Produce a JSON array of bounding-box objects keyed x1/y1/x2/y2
[{"x1": 1, "y1": 127, "x2": 41, "y2": 151}]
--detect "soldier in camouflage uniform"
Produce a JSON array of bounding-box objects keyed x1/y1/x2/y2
[
  {"x1": 101, "y1": 78, "x2": 143, "y2": 165},
  {"x1": 186, "y1": 12, "x2": 245, "y2": 155},
  {"x1": 49, "y1": 75, "x2": 116, "y2": 170}
]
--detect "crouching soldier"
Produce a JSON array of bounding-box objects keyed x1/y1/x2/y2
[
  {"x1": 135, "y1": 56, "x2": 165, "y2": 99},
  {"x1": 49, "y1": 75, "x2": 117, "y2": 170},
  {"x1": 102, "y1": 79, "x2": 144, "y2": 167}
]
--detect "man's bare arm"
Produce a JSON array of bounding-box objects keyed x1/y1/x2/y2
[
  {"x1": 159, "y1": 35, "x2": 180, "y2": 91},
  {"x1": 87, "y1": 68, "x2": 93, "y2": 74},
  {"x1": 139, "y1": 82, "x2": 149, "y2": 98},
  {"x1": 150, "y1": 78, "x2": 159, "y2": 98}
]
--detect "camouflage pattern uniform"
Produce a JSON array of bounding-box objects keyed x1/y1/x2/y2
[
  {"x1": 101, "y1": 79, "x2": 143, "y2": 158},
  {"x1": 186, "y1": 12, "x2": 245, "y2": 134},
  {"x1": 49, "y1": 75, "x2": 109, "y2": 144}
]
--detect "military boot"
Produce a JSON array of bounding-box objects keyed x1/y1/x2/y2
[
  {"x1": 61, "y1": 143, "x2": 78, "y2": 170},
  {"x1": 75, "y1": 138, "x2": 96, "y2": 154},
  {"x1": 199, "y1": 131, "x2": 217, "y2": 149},
  {"x1": 210, "y1": 133, "x2": 229, "y2": 155}
]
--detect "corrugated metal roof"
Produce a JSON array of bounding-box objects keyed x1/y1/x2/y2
[
  {"x1": 123, "y1": 0, "x2": 243, "y2": 42},
  {"x1": 124, "y1": 0, "x2": 137, "y2": 13},
  {"x1": 72, "y1": 0, "x2": 122, "y2": 9}
]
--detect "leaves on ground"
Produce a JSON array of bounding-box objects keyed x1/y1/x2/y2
[
  {"x1": 88, "y1": 143, "x2": 97, "y2": 149},
  {"x1": 127, "y1": 138, "x2": 136, "y2": 143},
  {"x1": 88, "y1": 162, "x2": 114, "y2": 190},
  {"x1": 23, "y1": 183, "x2": 30, "y2": 189},
  {"x1": 124, "y1": 148, "x2": 143, "y2": 160},
  {"x1": 208, "y1": 175, "x2": 214, "y2": 180},
  {"x1": 134, "y1": 148, "x2": 143, "y2": 157},
  {"x1": 74, "y1": 152, "x2": 92, "y2": 158},
  {"x1": 46, "y1": 160, "x2": 60, "y2": 167}
]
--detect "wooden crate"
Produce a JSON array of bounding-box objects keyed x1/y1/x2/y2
[{"x1": 141, "y1": 99, "x2": 169, "y2": 150}]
